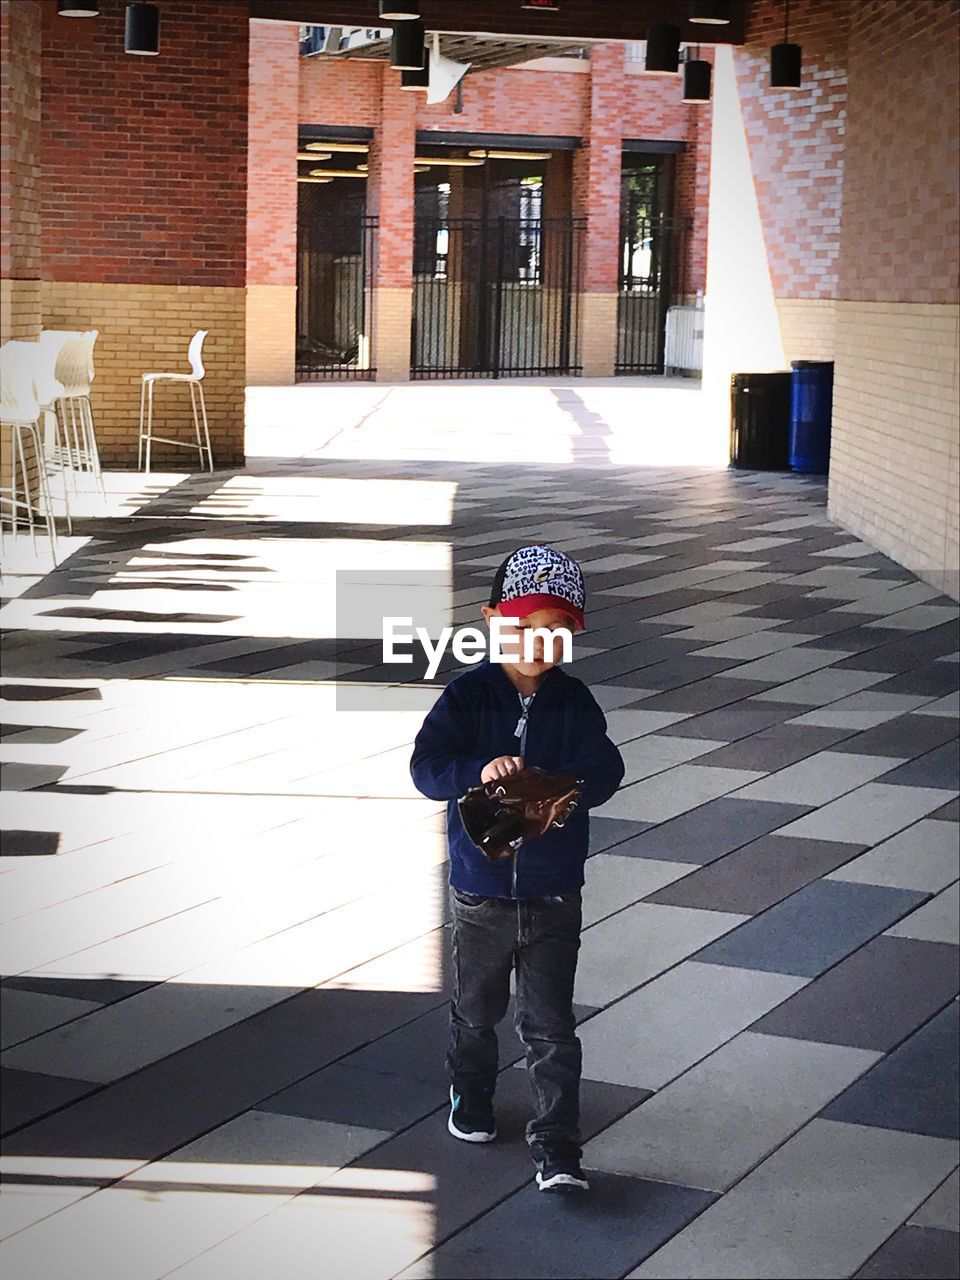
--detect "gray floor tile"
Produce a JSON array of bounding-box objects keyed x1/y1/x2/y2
[
  {"x1": 582, "y1": 854, "x2": 697, "y2": 927},
  {"x1": 399, "y1": 1171, "x2": 715, "y2": 1280},
  {"x1": 829, "y1": 714, "x2": 959, "y2": 759},
  {"x1": 909, "y1": 1168, "x2": 959, "y2": 1230},
  {"x1": 161, "y1": 1109, "x2": 390, "y2": 1178},
  {"x1": 751, "y1": 668, "x2": 887, "y2": 706},
  {"x1": 663, "y1": 701, "x2": 818, "y2": 742},
  {"x1": 585, "y1": 1030, "x2": 879, "y2": 1191},
  {"x1": 715, "y1": 647, "x2": 852, "y2": 684},
  {"x1": 0, "y1": 1067, "x2": 98, "y2": 1134},
  {"x1": 886, "y1": 883, "x2": 959, "y2": 944},
  {"x1": 776, "y1": 783, "x2": 957, "y2": 845},
  {"x1": 913, "y1": 692, "x2": 960, "y2": 718},
  {"x1": 791, "y1": 690, "x2": 946, "y2": 729},
  {"x1": 646, "y1": 834, "x2": 867, "y2": 915},
  {"x1": 822, "y1": 1001, "x2": 959, "y2": 1139},
  {"x1": 732, "y1": 751, "x2": 904, "y2": 805},
  {"x1": 693, "y1": 724, "x2": 856, "y2": 770},
  {"x1": 626, "y1": 1119, "x2": 960, "y2": 1279},
  {"x1": 826, "y1": 820, "x2": 959, "y2": 892},
  {"x1": 853, "y1": 1223, "x2": 960, "y2": 1280},
  {"x1": 589, "y1": 816, "x2": 656, "y2": 853},
  {"x1": 576, "y1": 961, "x2": 806, "y2": 1090},
  {"x1": 256, "y1": 1062, "x2": 445, "y2": 1133},
  {"x1": 575, "y1": 902, "x2": 748, "y2": 1007},
  {"x1": 0, "y1": 989, "x2": 102, "y2": 1051},
  {"x1": 695, "y1": 878, "x2": 929, "y2": 978},
  {"x1": 752, "y1": 935, "x2": 960, "y2": 1050},
  {"x1": 879, "y1": 743, "x2": 960, "y2": 791},
  {"x1": 597, "y1": 765, "x2": 767, "y2": 822},
  {"x1": 613, "y1": 798, "x2": 812, "y2": 865}
]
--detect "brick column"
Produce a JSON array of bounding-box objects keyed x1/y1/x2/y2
[
  {"x1": 368, "y1": 67, "x2": 415, "y2": 382},
  {"x1": 246, "y1": 20, "x2": 299, "y2": 386},
  {"x1": 0, "y1": 0, "x2": 42, "y2": 343},
  {"x1": 573, "y1": 43, "x2": 624, "y2": 379}
]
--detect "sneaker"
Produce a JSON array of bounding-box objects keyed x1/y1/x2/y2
[
  {"x1": 448, "y1": 1084, "x2": 496, "y2": 1143},
  {"x1": 533, "y1": 1142, "x2": 590, "y2": 1192}
]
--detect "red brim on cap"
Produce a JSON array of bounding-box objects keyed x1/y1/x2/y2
[{"x1": 497, "y1": 593, "x2": 585, "y2": 633}]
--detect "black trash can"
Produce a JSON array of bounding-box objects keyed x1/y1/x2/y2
[
  {"x1": 789, "y1": 360, "x2": 834, "y2": 473},
  {"x1": 730, "y1": 372, "x2": 792, "y2": 469}
]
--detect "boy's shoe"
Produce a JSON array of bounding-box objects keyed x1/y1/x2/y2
[
  {"x1": 532, "y1": 1141, "x2": 590, "y2": 1192},
  {"x1": 448, "y1": 1085, "x2": 496, "y2": 1143}
]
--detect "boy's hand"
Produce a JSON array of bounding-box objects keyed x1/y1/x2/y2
[{"x1": 481, "y1": 755, "x2": 524, "y2": 784}]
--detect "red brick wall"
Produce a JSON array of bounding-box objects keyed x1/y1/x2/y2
[
  {"x1": 573, "y1": 44, "x2": 624, "y2": 293},
  {"x1": 736, "y1": 0, "x2": 848, "y2": 300},
  {"x1": 418, "y1": 65, "x2": 590, "y2": 135},
  {"x1": 248, "y1": 21, "x2": 298, "y2": 288},
  {"x1": 300, "y1": 54, "x2": 382, "y2": 127},
  {"x1": 1, "y1": 0, "x2": 41, "y2": 281},
  {"x1": 41, "y1": 0, "x2": 248, "y2": 288},
  {"x1": 839, "y1": 0, "x2": 959, "y2": 304}
]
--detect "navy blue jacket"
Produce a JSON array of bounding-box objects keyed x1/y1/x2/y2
[{"x1": 409, "y1": 659, "x2": 626, "y2": 897}]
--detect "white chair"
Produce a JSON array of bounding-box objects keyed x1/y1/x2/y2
[
  {"x1": 138, "y1": 330, "x2": 213, "y2": 473},
  {"x1": 0, "y1": 342, "x2": 60, "y2": 566},
  {"x1": 51, "y1": 330, "x2": 104, "y2": 497},
  {"x1": 32, "y1": 333, "x2": 76, "y2": 532}
]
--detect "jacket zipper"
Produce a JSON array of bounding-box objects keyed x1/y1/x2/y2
[{"x1": 512, "y1": 688, "x2": 536, "y2": 903}]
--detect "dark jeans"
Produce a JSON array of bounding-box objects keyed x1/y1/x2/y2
[{"x1": 447, "y1": 884, "x2": 583, "y2": 1152}]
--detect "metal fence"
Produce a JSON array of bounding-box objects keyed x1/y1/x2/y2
[
  {"x1": 616, "y1": 210, "x2": 692, "y2": 375},
  {"x1": 296, "y1": 213, "x2": 377, "y2": 380},
  {"x1": 411, "y1": 216, "x2": 584, "y2": 379}
]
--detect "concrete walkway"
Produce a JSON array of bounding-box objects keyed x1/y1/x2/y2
[{"x1": 1, "y1": 382, "x2": 957, "y2": 1279}]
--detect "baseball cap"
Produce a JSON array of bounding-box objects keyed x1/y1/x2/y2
[{"x1": 489, "y1": 545, "x2": 586, "y2": 633}]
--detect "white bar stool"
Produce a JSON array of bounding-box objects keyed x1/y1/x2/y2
[
  {"x1": 53, "y1": 330, "x2": 104, "y2": 496},
  {"x1": 138, "y1": 330, "x2": 213, "y2": 474},
  {"x1": 0, "y1": 342, "x2": 60, "y2": 567}
]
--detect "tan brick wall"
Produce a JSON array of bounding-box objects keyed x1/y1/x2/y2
[
  {"x1": 246, "y1": 284, "x2": 296, "y2": 385},
  {"x1": 579, "y1": 293, "x2": 618, "y2": 379},
  {"x1": 41, "y1": 282, "x2": 246, "y2": 469},
  {"x1": 373, "y1": 287, "x2": 411, "y2": 383},
  {"x1": 0, "y1": 275, "x2": 41, "y2": 342},
  {"x1": 829, "y1": 302, "x2": 960, "y2": 599},
  {"x1": 775, "y1": 298, "x2": 837, "y2": 362}
]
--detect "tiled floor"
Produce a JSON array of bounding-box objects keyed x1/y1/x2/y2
[{"x1": 0, "y1": 381, "x2": 957, "y2": 1279}]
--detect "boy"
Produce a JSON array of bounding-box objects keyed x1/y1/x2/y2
[{"x1": 409, "y1": 545, "x2": 625, "y2": 1192}]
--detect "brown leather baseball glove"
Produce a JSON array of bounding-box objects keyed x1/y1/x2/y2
[{"x1": 457, "y1": 766, "x2": 583, "y2": 862}]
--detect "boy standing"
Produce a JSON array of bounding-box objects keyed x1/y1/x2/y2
[{"x1": 409, "y1": 545, "x2": 625, "y2": 1191}]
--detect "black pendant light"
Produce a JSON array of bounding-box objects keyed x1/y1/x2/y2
[
  {"x1": 645, "y1": 25, "x2": 681, "y2": 75},
  {"x1": 690, "y1": 0, "x2": 731, "y2": 23},
  {"x1": 682, "y1": 48, "x2": 712, "y2": 103},
  {"x1": 379, "y1": 3, "x2": 421, "y2": 17},
  {"x1": 401, "y1": 48, "x2": 430, "y2": 90},
  {"x1": 57, "y1": 1, "x2": 100, "y2": 14},
  {"x1": 125, "y1": 3, "x2": 160, "y2": 55},
  {"x1": 771, "y1": 0, "x2": 803, "y2": 88},
  {"x1": 390, "y1": 18, "x2": 426, "y2": 70}
]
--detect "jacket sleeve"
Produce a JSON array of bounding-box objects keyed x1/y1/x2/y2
[
  {"x1": 409, "y1": 683, "x2": 491, "y2": 802},
  {"x1": 559, "y1": 687, "x2": 626, "y2": 811}
]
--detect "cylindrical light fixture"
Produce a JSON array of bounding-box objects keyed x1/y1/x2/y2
[
  {"x1": 379, "y1": 2, "x2": 421, "y2": 17},
  {"x1": 390, "y1": 18, "x2": 426, "y2": 70},
  {"x1": 645, "y1": 25, "x2": 681, "y2": 74},
  {"x1": 771, "y1": 0, "x2": 802, "y2": 89},
  {"x1": 690, "y1": 0, "x2": 731, "y2": 23},
  {"x1": 682, "y1": 52, "x2": 712, "y2": 103},
  {"x1": 125, "y1": 3, "x2": 160, "y2": 55},
  {"x1": 771, "y1": 41, "x2": 802, "y2": 87},
  {"x1": 401, "y1": 50, "x2": 430, "y2": 90},
  {"x1": 57, "y1": 1, "x2": 100, "y2": 15}
]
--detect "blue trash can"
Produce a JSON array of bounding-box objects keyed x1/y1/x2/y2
[{"x1": 789, "y1": 360, "x2": 834, "y2": 473}]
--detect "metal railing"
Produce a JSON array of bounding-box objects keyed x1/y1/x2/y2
[
  {"x1": 411, "y1": 216, "x2": 584, "y2": 379},
  {"x1": 296, "y1": 213, "x2": 377, "y2": 381},
  {"x1": 616, "y1": 212, "x2": 693, "y2": 375}
]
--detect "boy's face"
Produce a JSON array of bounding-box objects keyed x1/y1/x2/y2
[{"x1": 481, "y1": 605, "x2": 578, "y2": 677}]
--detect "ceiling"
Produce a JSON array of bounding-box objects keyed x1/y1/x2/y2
[{"x1": 321, "y1": 31, "x2": 597, "y2": 72}]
